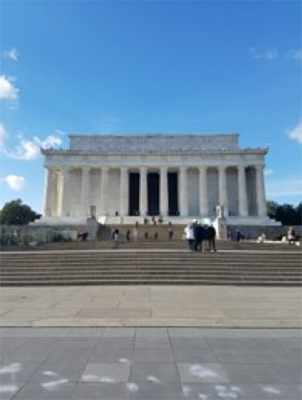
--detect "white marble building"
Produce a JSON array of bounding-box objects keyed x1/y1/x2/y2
[{"x1": 41, "y1": 134, "x2": 271, "y2": 225}]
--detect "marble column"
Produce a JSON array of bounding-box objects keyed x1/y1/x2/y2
[
  {"x1": 199, "y1": 166, "x2": 208, "y2": 216},
  {"x1": 61, "y1": 166, "x2": 71, "y2": 217},
  {"x1": 179, "y1": 166, "x2": 189, "y2": 217},
  {"x1": 218, "y1": 166, "x2": 229, "y2": 217},
  {"x1": 160, "y1": 166, "x2": 168, "y2": 216},
  {"x1": 81, "y1": 167, "x2": 90, "y2": 216},
  {"x1": 43, "y1": 167, "x2": 55, "y2": 217},
  {"x1": 120, "y1": 167, "x2": 129, "y2": 216},
  {"x1": 139, "y1": 167, "x2": 148, "y2": 216},
  {"x1": 237, "y1": 165, "x2": 248, "y2": 217},
  {"x1": 255, "y1": 165, "x2": 267, "y2": 217},
  {"x1": 100, "y1": 167, "x2": 109, "y2": 215}
]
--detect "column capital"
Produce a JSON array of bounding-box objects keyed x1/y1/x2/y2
[
  {"x1": 61, "y1": 165, "x2": 72, "y2": 172},
  {"x1": 101, "y1": 166, "x2": 110, "y2": 172}
]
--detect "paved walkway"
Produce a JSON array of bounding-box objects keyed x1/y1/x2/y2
[
  {"x1": 1, "y1": 285, "x2": 301, "y2": 328},
  {"x1": 0, "y1": 327, "x2": 301, "y2": 400}
]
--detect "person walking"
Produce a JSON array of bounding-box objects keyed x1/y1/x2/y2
[{"x1": 126, "y1": 229, "x2": 131, "y2": 242}]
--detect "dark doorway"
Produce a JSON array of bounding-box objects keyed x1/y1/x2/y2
[
  {"x1": 168, "y1": 172, "x2": 179, "y2": 216},
  {"x1": 148, "y1": 173, "x2": 159, "y2": 215},
  {"x1": 129, "y1": 173, "x2": 139, "y2": 216}
]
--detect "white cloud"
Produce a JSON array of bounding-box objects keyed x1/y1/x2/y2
[
  {"x1": 34, "y1": 135, "x2": 62, "y2": 148},
  {"x1": 0, "y1": 75, "x2": 19, "y2": 101},
  {"x1": 4, "y1": 175, "x2": 25, "y2": 191},
  {"x1": 5, "y1": 134, "x2": 62, "y2": 161},
  {"x1": 7, "y1": 139, "x2": 40, "y2": 160},
  {"x1": 3, "y1": 48, "x2": 19, "y2": 61},
  {"x1": 250, "y1": 47, "x2": 278, "y2": 60},
  {"x1": 0, "y1": 123, "x2": 7, "y2": 148},
  {"x1": 54, "y1": 129, "x2": 66, "y2": 136},
  {"x1": 287, "y1": 49, "x2": 302, "y2": 60},
  {"x1": 264, "y1": 169, "x2": 274, "y2": 176},
  {"x1": 287, "y1": 120, "x2": 302, "y2": 144},
  {"x1": 1, "y1": 128, "x2": 63, "y2": 161}
]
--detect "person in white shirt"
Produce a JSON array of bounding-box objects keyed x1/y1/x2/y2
[{"x1": 184, "y1": 223, "x2": 195, "y2": 250}]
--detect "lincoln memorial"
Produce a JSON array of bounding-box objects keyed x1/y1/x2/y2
[{"x1": 41, "y1": 134, "x2": 270, "y2": 225}]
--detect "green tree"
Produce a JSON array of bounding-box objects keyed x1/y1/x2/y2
[
  {"x1": 0, "y1": 199, "x2": 41, "y2": 225},
  {"x1": 267, "y1": 201, "x2": 278, "y2": 219},
  {"x1": 295, "y1": 202, "x2": 302, "y2": 225},
  {"x1": 275, "y1": 204, "x2": 297, "y2": 225}
]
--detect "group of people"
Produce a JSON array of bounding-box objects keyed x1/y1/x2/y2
[
  {"x1": 184, "y1": 221, "x2": 217, "y2": 252},
  {"x1": 110, "y1": 225, "x2": 173, "y2": 242}
]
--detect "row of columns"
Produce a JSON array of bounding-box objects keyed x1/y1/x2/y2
[{"x1": 44, "y1": 165, "x2": 267, "y2": 218}]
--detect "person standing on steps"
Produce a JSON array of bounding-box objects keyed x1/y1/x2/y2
[
  {"x1": 208, "y1": 224, "x2": 217, "y2": 252},
  {"x1": 194, "y1": 222, "x2": 204, "y2": 252},
  {"x1": 113, "y1": 228, "x2": 119, "y2": 248},
  {"x1": 133, "y1": 227, "x2": 138, "y2": 241},
  {"x1": 126, "y1": 229, "x2": 131, "y2": 242},
  {"x1": 184, "y1": 223, "x2": 195, "y2": 250},
  {"x1": 168, "y1": 226, "x2": 174, "y2": 240}
]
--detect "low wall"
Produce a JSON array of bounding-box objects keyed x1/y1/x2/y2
[
  {"x1": 227, "y1": 225, "x2": 302, "y2": 240},
  {"x1": 0, "y1": 225, "x2": 85, "y2": 247}
]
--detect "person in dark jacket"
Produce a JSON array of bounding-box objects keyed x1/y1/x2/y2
[
  {"x1": 208, "y1": 225, "x2": 217, "y2": 252},
  {"x1": 194, "y1": 222, "x2": 205, "y2": 252}
]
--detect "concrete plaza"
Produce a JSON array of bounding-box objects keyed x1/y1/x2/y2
[
  {"x1": 1, "y1": 249, "x2": 301, "y2": 399},
  {"x1": 1, "y1": 284, "x2": 301, "y2": 328},
  {"x1": 0, "y1": 327, "x2": 301, "y2": 400}
]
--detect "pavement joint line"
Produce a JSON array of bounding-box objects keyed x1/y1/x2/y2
[{"x1": 1, "y1": 249, "x2": 301, "y2": 254}]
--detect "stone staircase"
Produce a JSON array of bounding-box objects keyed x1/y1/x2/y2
[{"x1": 0, "y1": 243, "x2": 301, "y2": 286}]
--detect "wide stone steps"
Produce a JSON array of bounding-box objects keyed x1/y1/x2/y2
[{"x1": 0, "y1": 248, "x2": 301, "y2": 286}]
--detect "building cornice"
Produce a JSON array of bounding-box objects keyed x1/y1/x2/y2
[
  {"x1": 68, "y1": 133, "x2": 240, "y2": 139},
  {"x1": 41, "y1": 148, "x2": 268, "y2": 156}
]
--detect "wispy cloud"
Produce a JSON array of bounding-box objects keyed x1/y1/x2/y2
[
  {"x1": 0, "y1": 123, "x2": 7, "y2": 148},
  {"x1": 1, "y1": 126, "x2": 63, "y2": 161},
  {"x1": 264, "y1": 169, "x2": 274, "y2": 176},
  {"x1": 266, "y1": 175, "x2": 302, "y2": 199},
  {"x1": 0, "y1": 75, "x2": 19, "y2": 103},
  {"x1": 287, "y1": 49, "x2": 302, "y2": 61},
  {"x1": 3, "y1": 134, "x2": 62, "y2": 161},
  {"x1": 249, "y1": 47, "x2": 278, "y2": 60},
  {"x1": 3, "y1": 48, "x2": 19, "y2": 62},
  {"x1": 287, "y1": 119, "x2": 302, "y2": 145},
  {"x1": 98, "y1": 114, "x2": 121, "y2": 133},
  {"x1": 3, "y1": 175, "x2": 26, "y2": 191}
]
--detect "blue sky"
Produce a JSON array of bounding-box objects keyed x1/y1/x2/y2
[{"x1": 0, "y1": 0, "x2": 301, "y2": 213}]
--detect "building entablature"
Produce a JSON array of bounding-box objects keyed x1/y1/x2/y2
[{"x1": 43, "y1": 151, "x2": 267, "y2": 170}]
